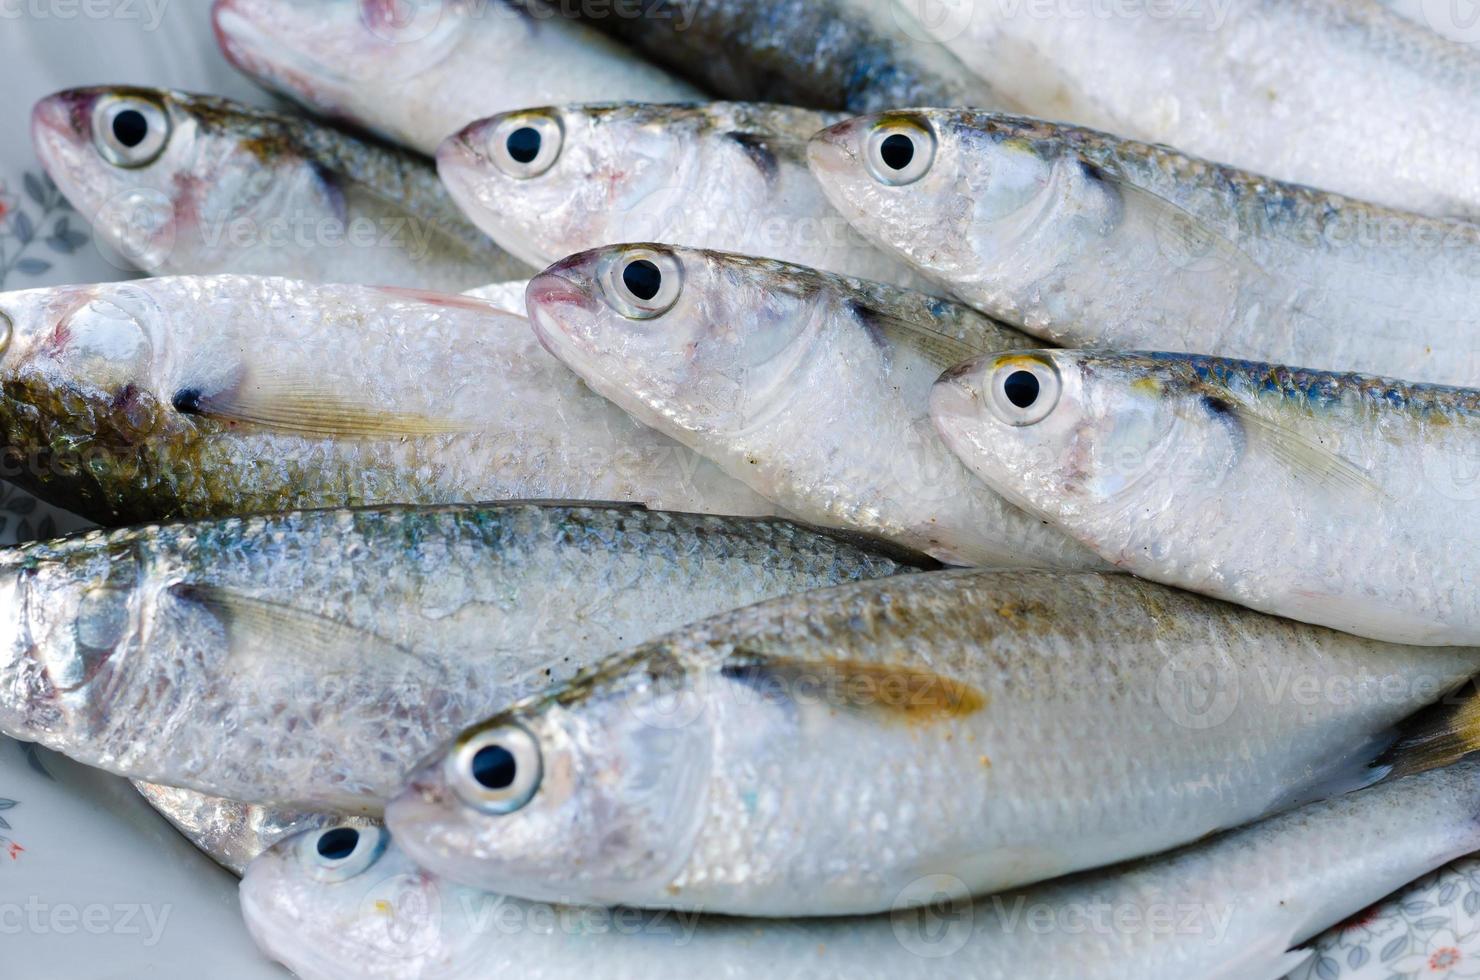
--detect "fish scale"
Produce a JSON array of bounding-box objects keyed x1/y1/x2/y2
[
  {"x1": 385, "y1": 569, "x2": 1480, "y2": 917},
  {"x1": 0, "y1": 503, "x2": 927, "y2": 823}
]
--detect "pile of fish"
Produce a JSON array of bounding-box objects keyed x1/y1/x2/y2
[{"x1": 7, "y1": 0, "x2": 1480, "y2": 977}]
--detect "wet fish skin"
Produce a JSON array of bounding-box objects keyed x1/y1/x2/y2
[
  {"x1": 566, "y1": 0, "x2": 1004, "y2": 114},
  {"x1": 932, "y1": 350, "x2": 1480, "y2": 646},
  {"x1": 440, "y1": 102, "x2": 931, "y2": 288},
  {"x1": 922, "y1": 0, "x2": 1480, "y2": 217},
  {"x1": 525, "y1": 244, "x2": 1104, "y2": 568},
  {"x1": 0, "y1": 274, "x2": 776, "y2": 524},
  {"x1": 212, "y1": 0, "x2": 702, "y2": 156},
  {"x1": 0, "y1": 503, "x2": 927, "y2": 811},
  {"x1": 385, "y1": 568, "x2": 1480, "y2": 917},
  {"x1": 810, "y1": 110, "x2": 1480, "y2": 387},
  {"x1": 31, "y1": 86, "x2": 530, "y2": 291}
]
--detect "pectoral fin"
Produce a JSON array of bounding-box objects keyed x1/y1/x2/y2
[
  {"x1": 172, "y1": 374, "x2": 467, "y2": 439},
  {"x1": 719, "y1": 651, "x2": 986, "y2": 724}
]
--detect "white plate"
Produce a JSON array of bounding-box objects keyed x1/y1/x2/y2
[{"x1": 0, "y1": 5, "x2": 288, "y2": 976}]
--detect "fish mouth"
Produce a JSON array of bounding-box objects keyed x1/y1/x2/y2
[
  {"x1": 805, "y1": 119, "x2": 865, "y2": 180},
  {"x1": 213, "y1": 0, "x2": 351, "y2": 107},
  {"x1": 30, "y1": 91, "x2": 94, "y2": 191},
  {"x1": 928, "y1": 360, "x2": 991, "y2": 449},
  {"x1": 525, "y1": 269, "x2": 600, "y2": 364}
]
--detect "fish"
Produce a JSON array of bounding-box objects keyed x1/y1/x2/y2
[
  {"x1": 1375, "y1": 0, "x2": 1479, "y2": 46},
  {"x1": 525, "y1": 244, "x2": 1104, "y2": 569},
  {"x1": 808, "y1": 110, "x2": 1480, "y2": 387},
  {"x1": 912, "y1": 0, "x2": 1480, "y2": 218},
  {"x1": 0, "y1": 502, "x2": 929, "y2": 813},
  {"x1": 0, "y1": 274, "x2": 778, "y2": 524},
  {"x1": 558, "y1": 0, "x2": 1004, "y2": 114},
  {"x1": 931, "y1": 349, "x2": 1480, "y2": 646},
  {"x1": 211, "y1": 0, "x2": 703, "y2": 156},
  {"x1": 439, "y1": 102, "x2": 931, "y2": 288},
  {"x1": 133, "y1": 783, "x2": 357, "y2": 876},
  {"x1": 30, "y1": 86, "x2": 530, "y2": 291},
  {"x1": 384, "y1": 568, "x2": 1480, "y2": 917}
]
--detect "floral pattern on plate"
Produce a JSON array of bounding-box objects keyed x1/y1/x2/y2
[
  {"x1": 0, "y1": 170, "x2": 89, "y2": 290},
  {"x1": 1290, "y1": 858, "x2": 1480, "y2": 979}
]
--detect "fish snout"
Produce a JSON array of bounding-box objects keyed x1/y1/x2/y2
[{"x1": 806, "y1": 118, "x2": 867, "y2": 181}]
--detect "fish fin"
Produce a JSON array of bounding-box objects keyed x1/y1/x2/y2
[
  {"x1": 1081, "y1": 160, "x2": 1272, "y2": 285},
  {"x1": 718, "y1": 651, "x2": 987, "y2": 724},
  {"x1": 1369, "y1": 679, "x2": 1480, "y2": 783},
  {"x1": 172, "y1": 373, "x2": 468, "y2": 439},
  {"x1": 725, "y1": 132, "x2": 782, "y2": 182},
  {"x1": 849, "y1": 301, "x2": 996, "y2": 371},
  {"x1": 1205, "y1": 396, "x2": 1387, "y2": 499},
  {"x1": 166, "y1": 583, "x2": 434, "y2": 674}
]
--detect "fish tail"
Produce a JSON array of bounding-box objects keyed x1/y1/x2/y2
[{"x1": 1371, "y1": 678, "x2": 1480, "y2": 783}]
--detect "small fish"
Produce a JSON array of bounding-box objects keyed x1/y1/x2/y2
[
  {"x1": 133, "y1": 783, "x2": 356, "y2": 876},
  {"x1": 0, "y1": 503, "x2": 927, "y2": 812},
  {"x1": 809, "y1": 110, "x2": 1480, "y2": 387},
  {"x1": 565, "y1": 0, "x2": 1004, "y2": 114},
  {"x1": 212, "y1": 0, "x2": 702, "y2": 156},
  {"x1": 525, "y1": 244, "x2": 1101, "y2": 568},
  {"x1": 932, "y1": 349, "x2": 1480, "y2": 646},
  {"x1": 385, "y1": 568, "x2": 1480, "y2": 917},
  {"x1": 440, "y1": 102, "x2": 930, "y2": 287},
  {"x1": 914, "y1": 0, "x2": 1480, "y2": 217},
  {"x1": 0, "y1": 274, "x2": 776, "y2": 524},
  {"x1": 31, "y1": 86, "x2": 529, "y2": 291}
]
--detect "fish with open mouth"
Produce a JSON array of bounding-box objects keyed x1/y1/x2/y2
[
  {"x1": 932, "y1": 350, "x2": 1480, "y2": 646},
  {"x1": 248, "y1": 761, "x2": 1480, "y2": 979},
  {"x1": 439, "y1": 102, "x2": 930, "y2": 288},
  {"x1": 808, "y1": 110, "x2": 1480, "y2": 387},
  {"x1": 385, "y1": 568, "x2": 1480, "y2": 917},
  {"x1": 525, "y1": 244, "x2": 1104, "y2": 569},
  {"x1": 910, "y1": 0, "x2": 1480, "y2": 217},
  {"x1": 31, "y1": 86, "x2": 529, "y2": 290},
  {"x1": 211, "y1": 0, "x2": 702, "y2": 155},
  {"x1": 0, "y1": 503, "x2": 927, "y2": 818},
  {"x1": 0, "y1": 274, "x2": 776, "y2": 524}
]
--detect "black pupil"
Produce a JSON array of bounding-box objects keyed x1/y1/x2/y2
[
  {"x1": 879, "y1": 133, "x2": 915, "y2": 171},
  {"x1": 471, "y1": 745, "x2": 517, "y2": 790},
  {"x1": 316, "y1": 827, "x2": 360, "y2": 861},
  {"x1": 622, "y1": 260, "x2": 663, "y2": 302},
  {"x1": 1003, "y1": 370, "x2": 1041, "y2": 409},
  {"x1": 506, "y1": 127, "x2": 542, "y2": 165},
  {"x1": 112, "y1": 109, "x2": 149, "y2": 149}
]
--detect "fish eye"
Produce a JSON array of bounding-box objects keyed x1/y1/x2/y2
[
  {"x1": 300, "y1": 824, "x2": 388, "y2": 882},
  {"x1": 599, "y1": 247, "x2": 683, "y2": 320},
  {"x1": 0, "y1": 311, "x2": 12, "y2": 356},
  {"x1": 448, "y1": 722, "x2": 542, "y2": 815},
  {"x1": 91, "y1": 95, "x2": 171, "y2": 169},
  {"x1": 489, "y1": 113, "x2": 563, "y2": 179},
  {"x1": 865, "y1": 116, "x2": 936, "y2": 186},
  {"x1": 988, "y1": 357, "x2": 1061, "y2": 426}
]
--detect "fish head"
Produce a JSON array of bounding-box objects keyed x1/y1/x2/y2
[
  {"x1": 32, "y1": 87, "x2": 344, "y2": 275},
  {"x1": 241, "y1": 825, "x2": 451, "y2": 973},
  {"x1": 439, "y1": 104, "x2": 707, "y2": 268},
  {"x1": 387, "y1": 648, "x2": 714, "y2": 905},
  {"x1": 527, "y1": 244, "x2": 831, "y2": 436},
  {"x1": 0, "y1": 533, "x2": 152, "y2": 746},
  {"x1": 930, "y1": 350, "x2": 1241, "y2": 535},
  {"x1": 213, "y1": 0, "x2": 473, "y2": 132},
  {"x1": 0, "y1": 281, "x2": 205, "y2": 518},
  {"x1": 809, "y1": 110, "x2": 1092, "y2": 282}
]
